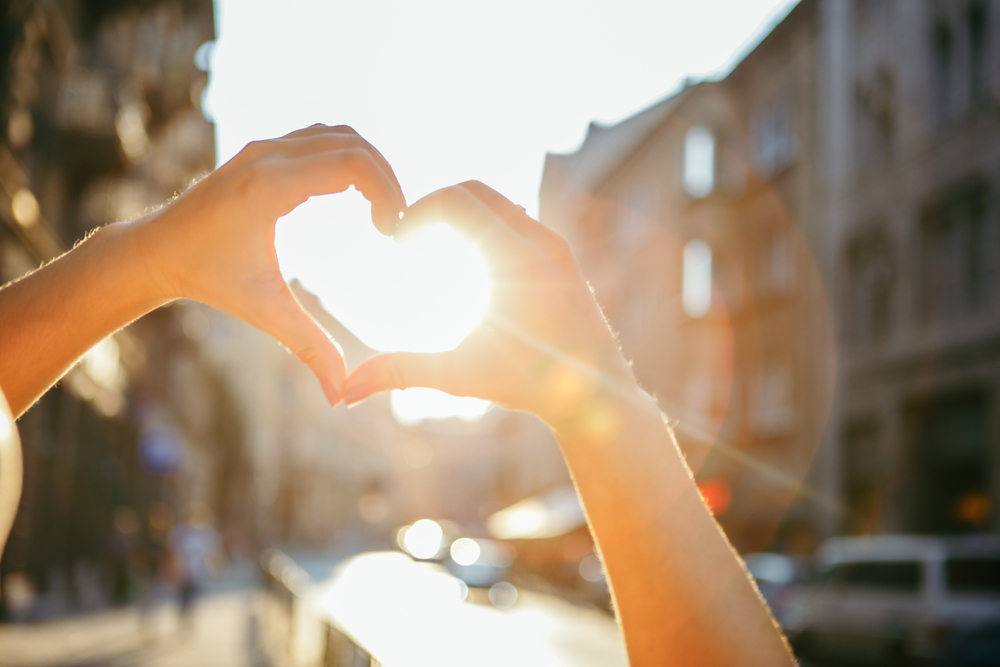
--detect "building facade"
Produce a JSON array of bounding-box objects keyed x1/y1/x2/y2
[
  {"x1": 541, "y1": 0, "x2": 1000, "y2": 551},
  {"x1": 0, "y1": 0, "x2": 227, "y2": 614},
  {"x1": 824, "y1": 0, "x2": 1000, "y2": 537}
]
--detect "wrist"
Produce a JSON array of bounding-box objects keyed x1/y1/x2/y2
[
  {"x1": 118, "y1": 213, "x2": 182, "y2": 304},
  {"x1": 544, "y1": 365, "x2": 660, "y2": 445}
]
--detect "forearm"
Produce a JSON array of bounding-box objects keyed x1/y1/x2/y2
[
  {"x1": 0, "y1": 220, "x2": 170, "y2": 417},
  {"x1": 553, "y1": 388, "x2": 795, "y2": 666},
  {"x1": 0, "y1": 391, "x2": 21, "y2": 566}
]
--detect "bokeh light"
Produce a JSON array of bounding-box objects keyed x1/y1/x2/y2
[
  {"x1": 449, "y1": 538, "x2": 481, "y2": 566},
  {"x1": 402, "y1": 519, "x2": 444, "y2": 560}
]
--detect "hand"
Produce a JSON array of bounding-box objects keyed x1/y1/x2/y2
[
  {"x1": 342, "y1": 181, "x2": 639, "y2": 427},
  {"x1": 136, "y1": 124, "x2": 406, "y2": 404}
]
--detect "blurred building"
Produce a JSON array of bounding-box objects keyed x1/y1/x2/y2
[
  {"x1": 540, "y1": 0, "x2": 1000, "y2": 551},
  {"x1": 540, "y1": 0, "x2": 833, "y2": 554},
  {"x1": 0, "y1": 0, "x2": 226, "y2": 615},
  {"x1": 823, "y1": 0, "x2": 1000, "y2": 537}
]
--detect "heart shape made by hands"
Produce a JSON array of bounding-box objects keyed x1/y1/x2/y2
[{"x1": 276, "y1": 190, "x2": 491, "y2": 355}]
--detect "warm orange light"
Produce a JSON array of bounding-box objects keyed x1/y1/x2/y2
[{"x1": 698, "y1": 479, "x2": 732, "y2": 515}]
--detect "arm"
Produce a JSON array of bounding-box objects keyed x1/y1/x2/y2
[
  {"x1": 0, "y1": 124, "x2": 405, "y2": 575},
  {"x1": 0, "y1": 124, "x2": 405, "y2": 417},
  {"x1": 342, "y1": 182, "x2": 795, "y2": 666}
]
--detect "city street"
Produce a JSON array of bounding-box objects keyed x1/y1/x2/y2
[{"x1": 0, "y1": 565, "x2": 267, "y2": 667}]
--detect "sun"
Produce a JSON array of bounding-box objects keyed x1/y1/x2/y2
[
  {"x1": 388, "y1": 222, "x2": 491, "y2": 353},
  {"x1": 387, "y1": 223, "x2": 493, "y2": 424}
]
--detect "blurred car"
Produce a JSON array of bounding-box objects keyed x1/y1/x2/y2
[
  {"x1": 395, "y1": 519, "x2": 515, "y2": 589},
  {"x1": 443, "y1": 537, "x2": 515, "y2": 589},
  {"x1": 742, "y1": 552, "x2": 808, "y2": 630},
  {"x1": 787, "y1": 534, "x2": 1000, "y2": 666}
]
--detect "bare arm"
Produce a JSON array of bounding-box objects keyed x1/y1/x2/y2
[
  {"x1": 342, "y1": 182, "x2": 795, "y2": 666},
  {"x1": 0, "y1": 124, "x2": 405, "y2": 574},
  {"x1": 0, "y1": 124, "x2": 405, "y2": 418}
]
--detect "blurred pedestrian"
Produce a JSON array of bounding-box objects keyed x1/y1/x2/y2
[
  {"x1": 169, "y1": 503, "x2": 220, "y2": 635},
  {"x1": 137, "y1": 502, "x2": 173, "y2": 641}
]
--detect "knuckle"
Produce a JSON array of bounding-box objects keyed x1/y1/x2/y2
[
  {"x1": 295, "y1": 344, "x2": 324, "y2": 369},
  {"x1": 239, "y1": 139, "x2": 267, "y2": 160},
  {"x1": 331, "y1": 124, "x2": 358, "y2": 135},
  {"x1": 342, "y1": 146, "x2": 369, "y2": 168}
]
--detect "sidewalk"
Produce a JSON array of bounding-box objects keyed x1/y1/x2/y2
[{"x1": 0, "y1": 563, "x2": 267, "y2": 667}]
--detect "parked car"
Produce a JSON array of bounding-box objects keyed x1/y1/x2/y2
[{"x1": 786, "y1": 535, "x2": 1000, "y2": 666}]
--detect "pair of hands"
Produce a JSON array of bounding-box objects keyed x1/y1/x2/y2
[{"x1": 137, "y1": 124, "x2": 637, "y2": 426}]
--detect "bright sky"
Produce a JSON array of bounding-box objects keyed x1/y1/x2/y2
[{"x1": 206, "y1": 0, "x2": 799, "y2": 419}]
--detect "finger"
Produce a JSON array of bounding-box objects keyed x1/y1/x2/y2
[
  {"x1": 396, "y1": 184, "x2": 519, "y2": 250},
  {"x1": 269, "y1": 148, "x2": 404, "y2": 229},
  {"x1": 342, "y1": 351, "x2": 461, "y2": 407},
  {"x1": 280, "y1": 123, "x2": 358, "y2": 139},
  {"x1": 249, "y1": 283, "x2": 348, "y2": 406},
  {"x1": 279, "y1": 127, "x2": 405, "y2": 219},
  {"x1": 457, "y1": 181, "x2": 543, "y2": 239},
  {"x1": 257, "y1": 125, "x2": 406, "y2": 231},
  {"x1": 281, "y1": 135, "x2": 406, "y2": 231}
]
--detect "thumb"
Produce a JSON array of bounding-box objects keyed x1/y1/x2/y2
[
  {"x1": 342, "y1": 351, "x2": 459, "y2": 407},
  {"x1": 252, "y1": 285, "x2": 347, "y2": 406}
]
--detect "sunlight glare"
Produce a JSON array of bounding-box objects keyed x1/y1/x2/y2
[
  {"x1": 392, "y1": 388, "x2": 490, "y2": 426},
  {"x1": 391, "y1": 222, "x2": 491, "y2": 353}
]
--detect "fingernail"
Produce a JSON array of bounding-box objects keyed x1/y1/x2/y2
[
  {"x1": 321, "y1": 378, "x2": 341, "y2": 407},
  {"x1": 342, "y1": 383, "x2": 372, "y2": 408}
]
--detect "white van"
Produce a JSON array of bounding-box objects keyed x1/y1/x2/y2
[{"x1": 786, "y1": 535, "x2": 1000, "y2": 665}]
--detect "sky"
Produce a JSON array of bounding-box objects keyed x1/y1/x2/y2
[{"x1": 205, "y1": 0, "x2": 800, "y2": 419}]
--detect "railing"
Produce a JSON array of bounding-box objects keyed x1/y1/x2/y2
[{"x1": 258, "y1": 549, "x2": 378, "y2": 667}]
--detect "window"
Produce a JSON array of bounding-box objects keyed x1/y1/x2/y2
[
  {"x1": 855, "y1": 69, "x2": 895, "y2": 165},
  {"x1": 919, "y1": 184, "x2": 988, "y2": 324},
  {"x1": 847, "y1": 229, "x2": 893, "y2": 345},
  {"x1": 832, "y1": 561, "x2": 923, "y2": 592},
  {"x1": 752, "y1": 105, "x2": 797, "y2": 177},
  {"x1": 934, "y1": 21, "x2": 956, "y2": 124},
  {"x1": 969, "y1": 1, "x2": 990, "y2": 106},
  {"x1": 684, "y1": 126, "x2": 715, "y2": 198},
  {"x1": 682, "y1": 239, "x2": 712, "y2": 318},
  {"x1": 946, "y1": 558, "x2": 1000, "y2": 593}
]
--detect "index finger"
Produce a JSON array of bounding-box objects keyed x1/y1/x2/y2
[
  {"x1": 277, "y1": 126, "x2": 406, "y2": 232},
  {"x1": 265, "y1": 147, "x2": 405, "y2": 230},
  {"x1": 397, "y1": 184, "x2": 520, "y2": 250}
]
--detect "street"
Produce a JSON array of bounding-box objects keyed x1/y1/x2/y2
[{"x1": 0, "y1": 564, "x2": 267, "y2": 667}]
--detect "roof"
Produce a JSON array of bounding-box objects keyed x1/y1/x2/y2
[
  {"x1": 541, "y1": 86, "x2": 690, "y2": 197},
  {"x1": 539, "y1": 2, "x2": 814, "y2": 207}
]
